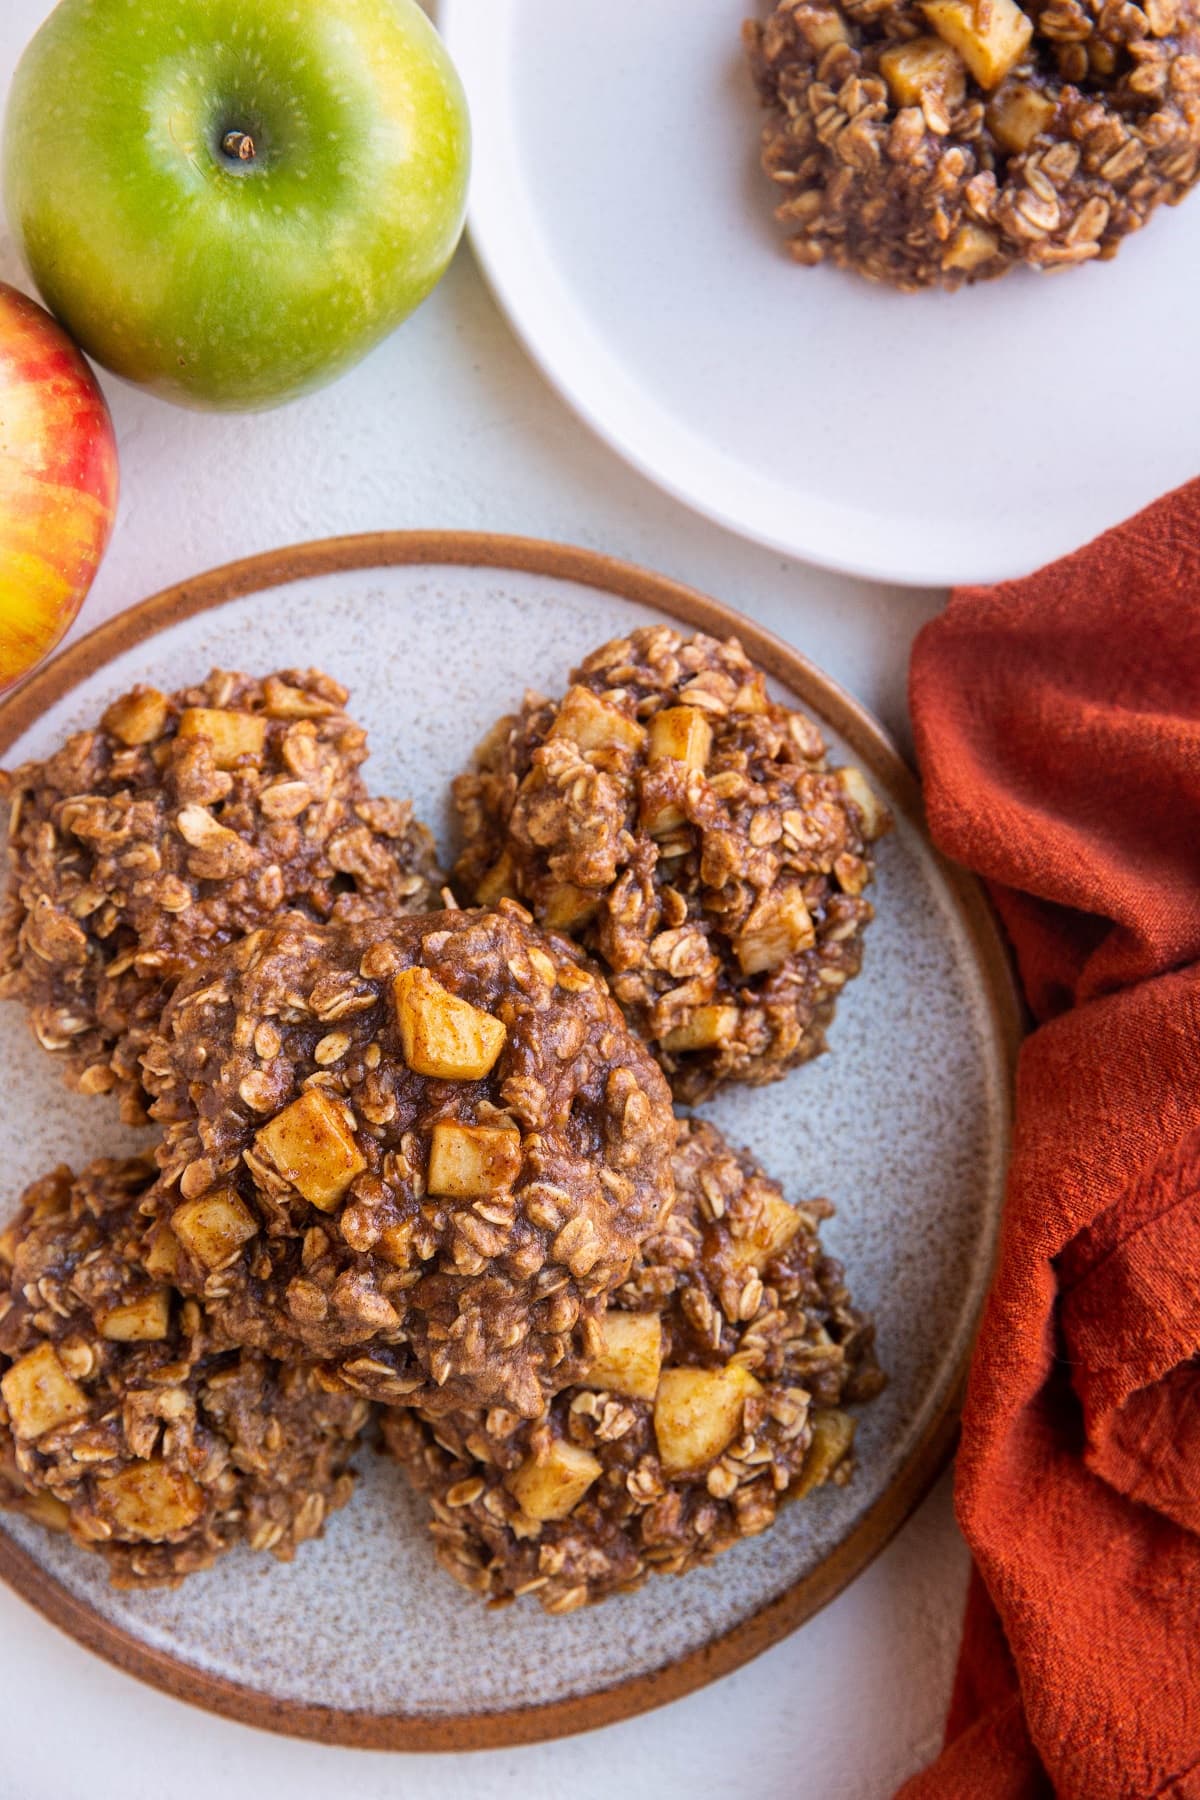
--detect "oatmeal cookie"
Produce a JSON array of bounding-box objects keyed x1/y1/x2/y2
[
  {"x1": 453, "y1": 626, "x2": 888, "y2": 1104},
  {"x1": 0, "y1": 1159, "x2": 367, "y2": 1589},
  {"x1": 0, "y1": 667, "x2": 444, "y2": 1122},
  {"x1": 141, "y1": 903, "x2": 676, "y2": 1417},
  {"x1": 383, "y1": 1116, "x2": 883, "y2": 1612},
  {"x1": 744, "y1": 0, "x2": 1200, "y2": 289}
]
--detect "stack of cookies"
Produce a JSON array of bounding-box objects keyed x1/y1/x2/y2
[{"x1": 0, "y1": 628, "x2": 888, "y2": 1611}]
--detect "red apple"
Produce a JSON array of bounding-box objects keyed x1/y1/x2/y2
[{"x1": 0, "y1": 283, "x2": 118, "y2": 689}]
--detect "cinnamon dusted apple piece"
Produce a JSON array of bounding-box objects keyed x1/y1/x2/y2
[
  {"x1": 654, "y1": 1364, "x2": 764, "y2": 1475},
  {"x1": 793, "y1": 1408, "x2": 858, "y2": 1499},
  {"x1": 578, "y1": 1311, "x2": 662, "y2": 1402},
  {"x1": 642, "y1": 705, "x2": 713, "y2": 836},
  {"x1": 393, "y1": 968, "x2": 506, "y2": 1081},
  {"x1": 942, "y1": 225, "x2": 1003, "y2": 274},
  {"x1": 878, "y1": 37, "x2": 966, "y2": 111},
  {"x1": 1, "y1": 1343, "x2": 90, "y2": 1441},
  {"x1": 506, "y1": 1439, "x2": 603, "y2": 1522},
  {"x1": 96, "y1": 1461, "x2": 205, "y2": 1539},
  {"x1": 734, "y1": 888, "x2": 816, "y2": 977},
  {"x1": 986, "y1": 82, "x2": 1056, "y2": 153},
  {"x1": 176, "y1": 706, "x2": 268, "y2": 767},
  {"x1": 101, "y1": 686, "x2": 169, "y2": 746},
  {"x1": 170, "y1": 1189, "x2": 258, "y2": 1268},
  {"x1": 660, "y1": 1004, "x2": 738, "y2": 1055},
  {"x1": 549, "y1": 686, "x2": 647, "y2": 757},
  {"x1": 920, "y1": 0, "x2": 1032, "y2": 89},
  {"x1": 142, "y1": 1221, "x2": 184, "y2": 1282},
  {"x1": 96, "y1": 1289, "x2": 172, "y2": 1343},
  {"x1": 648, "y1": 704, "x2": 713, "y2": 770},
  {"x1": 255, "y1": 1089, "x2": 367, "y2": 1211},
  {"x1": 727, "y1": 1190, "x2": 803, "y2": 1275},
  {"x1": 427, "y1": 1121, "x2": 522, "y2": 1199}
]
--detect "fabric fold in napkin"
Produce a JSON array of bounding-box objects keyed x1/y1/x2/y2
[{"x1": 896, "y1": 480, "x2": 1200, "y2": 1800}]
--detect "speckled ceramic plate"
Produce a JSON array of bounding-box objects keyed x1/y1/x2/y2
[{"x1": 0, "y1": 534, "x2": 1019, "y2": 1750}]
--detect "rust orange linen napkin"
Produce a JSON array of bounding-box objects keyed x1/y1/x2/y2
[{"x1": 896, "y1": 481, "x2": 1200, "y2": 1800}]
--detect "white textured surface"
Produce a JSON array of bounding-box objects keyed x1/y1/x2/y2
[
  {"x1": 0, "y1": 1, "x2": 976, "y2": 1793},
  {"x1": 0, "y1": 562, "x2": 1007, "y2": 1716},
  {"x1": 442, "y1": 0, "x2": 1200, "y2": 586}
]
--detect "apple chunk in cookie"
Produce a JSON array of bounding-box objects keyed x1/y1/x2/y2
[
  {"x1": 382, "y1": 1116, "x2": 884, "y2": 1612},
  {"x1": 0, "y1": 667, "x2": 445, "y2": 1122},
  {"x1": 453, "y1": 626, "x2": 890, "y2": 1104},
  {"x1": 140, "y1": 903, "x2": 677, "y2": 1417},
  {"x1": 0, "y1": 1160, "x2": 367, "y2": 1589}
]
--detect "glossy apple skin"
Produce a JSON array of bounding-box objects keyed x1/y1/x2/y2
[
  {"x1": 0, "y1": 284, "x2": 118, "y2": 690},
  {"x1": 4, "y1": 0, "x2": 470, "y2": 411}
]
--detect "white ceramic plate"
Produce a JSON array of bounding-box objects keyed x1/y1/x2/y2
[
  {"x1": 0, "y1": 536, "x2": 1016, "y2": 1747},
  {"x1": 438, "y1": 0, "x2": 1200, "y2": 587}
]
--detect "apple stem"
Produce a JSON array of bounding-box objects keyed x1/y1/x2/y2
[{"x1": 221, "y1": 131, "x2": 256, "y2": 163}]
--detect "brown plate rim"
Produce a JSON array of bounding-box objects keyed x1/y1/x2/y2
[{"x1": 0, "y1": 530, "x2": 1021, "y2": 1753}]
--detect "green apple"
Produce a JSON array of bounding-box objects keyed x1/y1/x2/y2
[{"x1": 3, "y1": 0, "x2": 470, "y2": 410}]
